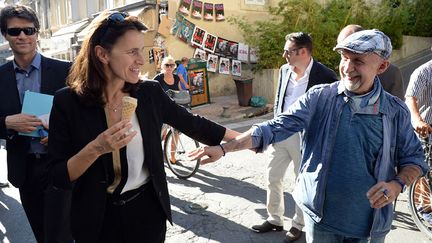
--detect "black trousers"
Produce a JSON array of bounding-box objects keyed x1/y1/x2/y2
[
  {"x1": 19, "y1": 154, "x2": 73, "y2": 243},
  {"x1": 97, "y1": 184, "x2": 167, "y2": 243}
]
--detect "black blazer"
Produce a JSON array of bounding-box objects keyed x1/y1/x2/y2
[
  {"x1": 274, "y1": 60, "x2": 338, "y2": 116},
  {"x1": 48, "y1": 80, "x2": 226, "y2": 242},
  {"x1": 0, "y1": 55, "x2": 71, "y2": 187}
]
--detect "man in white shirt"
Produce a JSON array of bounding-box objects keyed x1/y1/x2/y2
[{"x1": 251, "y1": 32, "x2": 337, "y2": 243}]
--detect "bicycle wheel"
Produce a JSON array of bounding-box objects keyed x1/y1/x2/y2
[
  {"x1": 408, "y1": 176, "x2": 432, "y2": 239},
  {"x1": 164, "y1": 129, "x2": 200, "y2": 179}
]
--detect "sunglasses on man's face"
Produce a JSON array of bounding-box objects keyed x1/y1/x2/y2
[
  {"x1": 6, "y1": 27, "x2": 37, "y2": 36},
  {"x1": 164, "y1": 64, "x2": 175, "y2": 68}
]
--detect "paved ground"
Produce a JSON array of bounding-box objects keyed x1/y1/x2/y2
[{"x1": 0, "y1": 110, "x2": 431, "y2": 243}]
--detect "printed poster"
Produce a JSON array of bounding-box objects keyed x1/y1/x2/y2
[
  {"x1": 250, "y1": 47, "x2": 258, "y2": 63},
  {"x1": 237, "y1": 43, "x2": 249, "y2": 62},
  {"x1": 191, "y1": 26, "x2": 206, "y2": 47},
  {"x1": 190, "y1": 70, "x2": 205, "y2": 95},
  {"x1": 191, "y1": 0, "x2": 203, "y2": 19},
  {"x1": 231, "y1": 60, "x2": 242, "y2": 76},
  {"x1": 207, "y1": 54, "x2": 218, "y2": 72},
  {"x1": 177, "y1": 18, "x2": 195, "y2": 43},
  {"x1": 20, "y1": 91, "x2": 53, "y2": 137},
  {"x1": 178, "y1": 0, "x2": 192, "y2": 16},
  {"x1": 215, "y1": 4, "x2": 225, "y2": 21},
  {"x1": 219, "y1": 57, "x2": 230, "y2": 75},
  {"x1": 203, "y1": 32, "x2": 217, "y2": 53},
  {"x1": 215, "y1": 37, "x2": 229, "y2": 56},
  {"x1": 203, "y1": 3, "x2": 214, "y2": 21},
  {"x1": 171, "y1": 13, "x2": 184, "y2": 35},
  {"x1": 153, "y1": 47, "x2": 166, "y2": 69},
  {"x1": 226, "y1": 40, "x2": 239, "y2": 59},
  {"x1": 194, "y1": 48, "x2": 207, "y2": 60}
]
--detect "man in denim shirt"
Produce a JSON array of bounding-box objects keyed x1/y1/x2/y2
[{"x1": 192, "y1": 29, "x2": 427, "y2": 242}]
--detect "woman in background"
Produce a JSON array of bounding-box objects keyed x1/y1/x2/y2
[{"x1": 153, "y1": 56, "x2": 181, "y2": 92}]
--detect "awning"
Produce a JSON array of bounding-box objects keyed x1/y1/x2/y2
[
  {"x1": 51, "y1": 19, "x2": 90, "y2": 39},
  {"x1": 50, "y1": 19, "x2": 90, "y2": 53}
]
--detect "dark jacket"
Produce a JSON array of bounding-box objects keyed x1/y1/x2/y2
[
  {"x1": 274, "y1": 60, "x2": 338, "y2": 117},
  {"x1": 48, "y1": 80, "x2": 226, "y2": 242},
  {"x1": 0, "y1": 55, "x2": 71, "y2": 187}
]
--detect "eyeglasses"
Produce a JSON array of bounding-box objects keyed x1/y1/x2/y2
[
  {"x1": 164, "y1": 64, "x2": 175, "y2": 68},
  {"x1": 6, "y1": 27, "x2": 37, "y2": 36},
  {"x1": 284, "y1": 47, "x2": 303, "y2": 55}
]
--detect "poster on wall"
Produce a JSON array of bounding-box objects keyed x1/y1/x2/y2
[
  {"x1": 207, "y1": 54, "x2": 218, "y2": 72},
  {"x1": 190, "y1": 70, "x2": 205, "y2": 95},
  {"x1": 215, "y1": 37, "x2": 229, "y2": 56},
  {"x1": 232, "y1": 60, "x2": 242, "y2": 76},
  {"x1": 194, "y1": 48, "x2": 207, "y2": 60},
  {"x1": 250, "y1": 47, "x2": 258, "y2": 63},
  {"x1": 191, "y1": 26, "x2": 206, "y2": 47},
  {"x1": 219, "y1": 57, "x2": 230, "y2": 75},
  {"x1": 177, "y1": 18, "x2": 195, "y2": 43},
  {"x1": 203, "y1": 3, "x2": 214, "y2": 21},
  {"x1": 226, "y1": 40, "x2": 239, "y2": 59},
  {"x1": 153, "y1": 47, "x2": 166, "y2": 70},
  {"x1": 171, "y1": 13, "x2": 184, "y2": 35},
  {"x1": 178, "y1": 0, "x2": 192, "y2": 16},
  {"x1": 215, "y1": 4, "x2": 225, "y2": 21},
  {"x1": 203, "y1": 32, "x2": 217, "y2": 53},
  {"x1": 191, "y1": 0, "x2": 203, "y2": 19},
  {"x1": 237, "y1": 43, "x2": 249, "y2": 62}
]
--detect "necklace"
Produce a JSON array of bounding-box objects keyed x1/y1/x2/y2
[{"x1": 106, "y1": 102, "x2": 122, "y2": 112}]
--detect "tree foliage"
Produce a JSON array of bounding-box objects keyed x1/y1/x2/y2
[{"x1": 229, "y1": 0, "x2": 431, "y2": 72}]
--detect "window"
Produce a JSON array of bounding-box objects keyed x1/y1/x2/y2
[{"x1": 245, "y1": 0, "x2": 265, "y2": 5}]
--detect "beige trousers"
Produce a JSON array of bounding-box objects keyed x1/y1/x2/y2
[{"x1": 265, "y1": 133, "x2": 304, "y2": 230}]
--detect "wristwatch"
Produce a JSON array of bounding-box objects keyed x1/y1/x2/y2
[{"x1": 392, "y1": 177, "x2": 407, "y2": 193}]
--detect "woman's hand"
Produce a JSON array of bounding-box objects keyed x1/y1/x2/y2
[
  {"x1": 92, "y1": 120, "x2": 137, "y2": 155},
  {"x1": 188, "y1": 145, "x2": 224, "y2": 165}
]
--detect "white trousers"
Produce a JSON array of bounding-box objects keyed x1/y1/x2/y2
[{"x1": 265, "y1": 133, "x2": 304, "y2": 229}]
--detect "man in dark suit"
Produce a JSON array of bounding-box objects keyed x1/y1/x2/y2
[
  {"x1": 0, "y1": 5, "x2": 72, "y2": 243},
  {"x1": 251, "y1": 32, "x2": 337, "y2": 243}
]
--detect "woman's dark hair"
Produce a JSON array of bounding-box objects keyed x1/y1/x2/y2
[
  {"x1": 67, "y1": 11, "x2": 148, "y2": 106},
  {"x1": 0, "y1": 5, "x2": 40, "y2": 36}
]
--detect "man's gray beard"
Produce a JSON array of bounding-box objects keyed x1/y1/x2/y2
[{"x1": 343, "y1": 78, "x2": 361, "y2": 92}]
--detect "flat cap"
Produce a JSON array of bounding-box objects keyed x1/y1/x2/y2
[{"x1": 334, "y1": 29, "x2": 392, "y2": 59}]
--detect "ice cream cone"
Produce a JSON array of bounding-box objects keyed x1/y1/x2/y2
[
  {"x1": 106, "y1": 96, "x2": 137, "y2": 194},
  {"x1": 121, "y1": 96, "x2": 137, "y2": 120}
]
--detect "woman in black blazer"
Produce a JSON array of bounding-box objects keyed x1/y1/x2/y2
[{"x1": 48, "y1": 12, "x2": 237, "y2": 243}]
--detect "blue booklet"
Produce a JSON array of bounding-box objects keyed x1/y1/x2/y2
[{"x1": 20, "y1": 91, "x2": 53, "y2": 137}]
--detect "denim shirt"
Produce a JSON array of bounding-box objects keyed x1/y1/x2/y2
[{"x1": 251, "y1": 79, "x2": 427, "y2": 238}]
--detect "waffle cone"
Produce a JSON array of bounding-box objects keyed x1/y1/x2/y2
[{"x1": 121, "y1": 96, "x2": 137, "y2": 120}]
